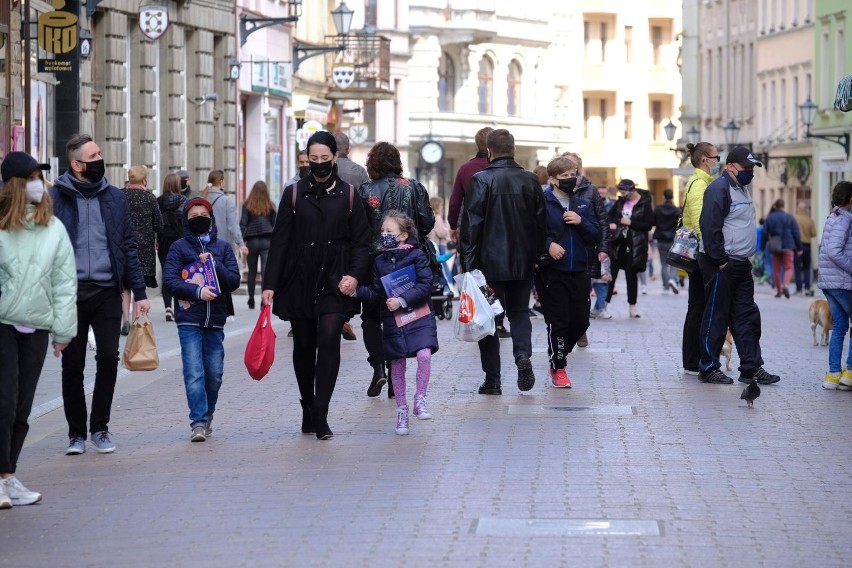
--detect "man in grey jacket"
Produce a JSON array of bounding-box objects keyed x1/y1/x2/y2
[
  {"x1": 333, "y1": 132, "x2": 369, "y2": 190},
  {"x1": 697, "y1": 146, "x2": 780, "y2": 386}
]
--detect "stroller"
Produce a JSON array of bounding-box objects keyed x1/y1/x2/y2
[{"x1": 431, "y1": 243, "x2": 456, "y2": 320}]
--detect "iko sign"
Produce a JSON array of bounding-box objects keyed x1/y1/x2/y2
[{"x1": 37, "y1": 2, "x2": 78, "y2": 74}]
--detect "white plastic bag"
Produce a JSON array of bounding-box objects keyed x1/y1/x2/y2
[{"x1": 453, "y1": 270, "x2": 496, "y2": 342}]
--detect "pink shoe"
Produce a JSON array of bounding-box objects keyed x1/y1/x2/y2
[
  {"x1": 549, "y1": 368, "x2": 572, "y2": 388},
  {"x1": 413, "y1": 395, "x2": 432, "y2": 420},
  {"x1": 395, "y1": 406, "x2": 409, "y2": 435}
]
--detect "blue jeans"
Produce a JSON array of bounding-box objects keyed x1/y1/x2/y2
[
  {"x1": 177, "y1": 326, "x2": 225, "y2": 426},
  {"x1": 592, "y1": 282, "x2": 608, "y2": 311},
  {"x1": 823, "y1": 289, "x2": 852, "y2": 373}
]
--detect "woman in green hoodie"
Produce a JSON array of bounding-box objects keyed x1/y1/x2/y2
[{"x1": 0, "y1": 152, "x2": 77, "y2": 509}]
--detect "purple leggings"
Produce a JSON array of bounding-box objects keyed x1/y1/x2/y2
[{"x1": 389, "y1": 348, "x2": 431, "y2": 407}]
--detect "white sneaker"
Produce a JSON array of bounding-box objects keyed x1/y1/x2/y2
[
  {"x1": 641, "y1": 285, "x2": 647, "y2": 295},
  {"x1": 662, "y1": 289, "x2": 670, "y2": 296},
  {"x1": 598, "y1": 309, "x2": 613, "y2": 320},
  {"x1": 2, "y1": 477, "x2": 41, "y2": 506},
  {"x1": 395, "y1": 406, "x2": 410, "y2": 435},
  {"x1": 0, "y1": 480, "x2": 11, "y2": 509}
]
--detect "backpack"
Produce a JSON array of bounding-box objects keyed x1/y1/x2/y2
[{"x1": 160, "y1": 208, "x2": 184, "y2": 245}]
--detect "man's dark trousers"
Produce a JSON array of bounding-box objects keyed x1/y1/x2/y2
[
  {"x1": 62, "y1": 286, "x2": 122, "y2": 439},
  {"x1": 698, "y1": 256, "x2": 764, "y2": 374},
  {"x1": 478, "y1": 279, "x2": 533, "y2": 384}
]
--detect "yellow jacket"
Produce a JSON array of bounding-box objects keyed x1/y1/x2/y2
[{"x1": 681, "y1": 168, "x2": 714, "y2": 239}]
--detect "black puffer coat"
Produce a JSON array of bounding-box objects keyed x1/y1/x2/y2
[
  {"x1": 609, "y1": 190, "x2": 654, "y2": 271},
  {"x1": 263, "y1": 175, "x2": 371, "y2": 319}
]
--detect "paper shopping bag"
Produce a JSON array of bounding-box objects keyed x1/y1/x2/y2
[
  {"x1": 245, "y1": 304, "x2": 276, "y2": 381},
  {"x1": 122, "y1": 315, "x2": 159, "y2": 371}
]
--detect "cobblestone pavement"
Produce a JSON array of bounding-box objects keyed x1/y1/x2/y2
[{"x1": 2, "y1": 276, "x2": 851, "y2": 567}]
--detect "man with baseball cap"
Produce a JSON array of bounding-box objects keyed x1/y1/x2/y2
[{"x1": 696, "y1": 145, "x2": 780, "y2": 386}]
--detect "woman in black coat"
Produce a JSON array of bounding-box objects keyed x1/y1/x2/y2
[
  {"x1": 262, "y1": 131, "x2": 371, "y2": 440},
  {"x1": 605, "y1": 179, "x2": 654, "y2": 318}
]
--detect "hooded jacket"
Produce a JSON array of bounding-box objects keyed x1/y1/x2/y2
[
  {"x1": 356, "y1": 238, "x2": 439, "y2": 360},
  {"x1": 162, "y1": 208, "x2": 241, "y2": 328},
  {"x1": 653, "y1": 200, "x2": 681, "y2": 242},
  {"x1": 0, "y1": 208, "x2": 78, "y2": 343},
  {"x1": 573, "y1": 176, "x2": 610, "y2": 277},
  {"x1": 50, "y1": 172, "x2": 148, "y2": 300},
  {"x1": 817, "y1": 207, "x2": 852, "y2": 291},
  {"x1": 157, "y1": 192, "x2": 187, "y2": 256},
  {"x1": 540, "y1": 187, "x2": 601, "y2": 274}
]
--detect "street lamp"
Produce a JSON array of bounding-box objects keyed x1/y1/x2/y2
[
  {"x1": 331, "y1": 1, "x2": 354, "y2": 38},
  {"x1": 686, "y1": 126, "x2": 701, "y2": 145},
  {"x1": 723, "y1": 120, "x2": 740, "y2": 149},
  {"x1": 799, "y1": 97, "x2": 850, "y2": 159},
  {"x1": 663, "y1": 120, "x2": 689, "y2": 164},
  {"x1": 663, "y1": 120, "x2": 676, "y2": 142}
]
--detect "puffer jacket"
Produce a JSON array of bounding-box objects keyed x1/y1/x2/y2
[
  {"x1": 540, "y1": 188, "x2": 601, "y2": 273},
  {"x1": 460, "y1": 157, "x2": 547, "y2": 280},
  {"x1": 574, "y1": 176, "x2": 610, "y2": 277},
  {"x1": 163, "y1": 210, "x2": 242, "y2": 328},
  {"x1": 609, "y1": 190, "x2": 654, "y2": 271},
  {"x1": 682, "y1": 168, "x2": 713, "y2": 238},
  {"x1": 356, "y1": 238, "x2": 439, "y2": 360},
  {"x1": 0, "y1": 212, "x2": 78, "y2": 343},
  {"x1": 817, "y1": 207, "x2": 852, "y2": 291}
]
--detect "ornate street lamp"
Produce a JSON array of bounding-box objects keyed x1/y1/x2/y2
[
  {"x1": 723, "y1": 120, "x2": 740, "y2": 150},
  {"x1": 686, "y1": 126, "x2": 701, "y2": 145},
  {"x1": 799, "y1": 97, "x2": 850, "y2": 159}
]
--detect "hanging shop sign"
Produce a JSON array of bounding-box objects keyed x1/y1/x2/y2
[
  {"x1": 332, "y1": 63, "x2": 355, "y2": 89},
  {"x1": 139, "y1": 5, "x2": 169, "y2": 41},
  {"x1": 37, "y1": 1, "x2": 78, "y2": 74}
]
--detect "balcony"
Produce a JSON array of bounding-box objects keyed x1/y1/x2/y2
[{"x1": 324, "y1": 34, "x2": 393, "y2": 101}]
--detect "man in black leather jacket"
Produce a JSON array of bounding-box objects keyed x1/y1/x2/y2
[{"x1": 460, "y1": 129, "x2": 547, "y2": 395}]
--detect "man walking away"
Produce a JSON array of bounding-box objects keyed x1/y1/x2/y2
[
  {"x1": 460, "y1": 129, "x2": 547, "y2": 395},
  {"x1": 653, "y1": 188, "x2": 681, "y2": 295}
]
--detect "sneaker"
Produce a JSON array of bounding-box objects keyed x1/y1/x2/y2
[
  {"x1": 496, "y1": 325, "x2": 511, "y2": 339},
  {"x1": 190, "y1": 425, "x2": 206, "y2": 442},
  {"x1": 683, "y1": 368, "x2": 700, "y2": 376},
  {"x1": 165, "y1": 307, "x2": 174, "y2": 322},
  {"x1": 589, "y1": 308, "x2": 600, "y2": 319},
  {"x1": 204, "y1": 416, "x2": 213, "y2": 437},
  {"x1": 668, "y1": 279, "x2": 679, "y2": 295},
  {"x1": 65, "y1": 437, "x2": 86, "y2": 455},
  {"x1": 840, "y1": 369, "x2": 852, "y2": 388},
  {"x1": 629, "y1": 305, "x2": 640, "y2": 318},
  {"x1": 516, "y1": 357, "x2": 535, "y2": 392},
  {"x1": 0, "y1": 481, "x2": 11, "y2": 509},
  {"x1": 90, "y1": 431, "x2": 115, "y2": 453},
  {"x1": 698, "y1": 368, "x2": 733, "y2": 384},
  {"x1": 824, "y1": 371, "x2": 842, "y2": 390},
  {"x1": 120, "y1": 320, "x2": 130, "y2": 336},
  {"x1": 341, "y1": 322, "x2": 357, "y2": 341},
  {"x1": 739, "y1": 366, "x2": 780, "y2": 385},
  {"x1": 577, "y1": 333, "x2": 589, "y2": 348},
  {"x1": 598, "y1": 309, "x2": 612, "y2": 320},
  {"x1": 662, "y1": 289, "x2": 670, "y2": 296},
  {"x1": 413, "y1": 395, "x2": 432, "y2": 420},
  {"x1": 395, "y1": 406, "x2": 410, "y2": 435},
  {"x1": 640, "y1": 285, "x2": 647, "y2": 295},
  {"x1": 2, "y1": 477, "x2": 42, "y2": 506},
  {"x1": 549, "y1": 368, "x2": 572, "y2": 388}
]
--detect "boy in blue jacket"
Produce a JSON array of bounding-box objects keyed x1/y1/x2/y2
[
  {"x1": 535, "y1": 156, "x2": 601, "y2": 388},
  {"x1": 163, "y1": 198, "x2": 241, "y2": 442}
]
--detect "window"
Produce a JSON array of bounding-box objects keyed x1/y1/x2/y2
[
  {"x1": 438, "y1": 52, "x2": 455, "y2": 112},
  {"x1": 624, "y1": 101, "x2": 632, "y2": 139},
  {"x1": 651, "y1": 25, "x2": 663, "y2": 65},
  {"x1": 507, "y1": 60, "x2": 521, "y2": 116},
  {"x1": 624, "y1": 26, "x2": 633, "y2": 63},
  {"x1": 600, "y1": 22, "x2": 608, "y2": 61},
  {"x1": 599, "y1": 99, "x2": 607, "y2": 138},
  {"x1": 651, "y1": 100, "x2": 662, "y2": 140},
  {"x1": 583, "y1": 21, "x2": 590, "y2": 61},
  {"x1": 477, "y1": 56, "x2": 493, "y2": 114}
]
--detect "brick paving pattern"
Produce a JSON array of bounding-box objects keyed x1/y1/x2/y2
[{"x1": 2, "y1": 279, "x2": 851, "y2": 567}]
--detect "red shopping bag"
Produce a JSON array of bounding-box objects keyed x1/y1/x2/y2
[{"x1": 244, "y1": 304, "x2": 276, "y2": 381}]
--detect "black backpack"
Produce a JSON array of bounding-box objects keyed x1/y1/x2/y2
[{"x1": 160, "y1": 208, "x2": 184, "y2": 245}]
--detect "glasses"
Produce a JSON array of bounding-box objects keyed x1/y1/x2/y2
[{"x1": 704, "y1": 156, "x2": 721, "y2": 161}]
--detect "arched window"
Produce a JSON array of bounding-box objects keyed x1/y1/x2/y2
[
  {"x1": 438, "y1": 52, "x2": 455, "y2": 112},
  {"x1": 478, "y1": 56, "x2": 494, "y2": 114},
  {"x1": 507, "y1": 60, "x2": 522, "y2": 116}
]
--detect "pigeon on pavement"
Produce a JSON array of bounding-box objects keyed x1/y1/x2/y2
[{"x1": 740, "y1": 379, "x2": 760, "y2": 409}]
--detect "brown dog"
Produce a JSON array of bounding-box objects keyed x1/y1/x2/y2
[
  {"x1": 720, "y1": 329, "x2": 734, "y2": 371},
  {"x1": 809, "y1": 299, "x2": 832, "y2": 347}
]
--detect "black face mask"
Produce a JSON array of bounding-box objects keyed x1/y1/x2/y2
[
  {"x1": 188, "y1": 216, "x2": 212, "y2": 235},
  {"x1": 309, "y1": 160, "x2": 334, "y2": 179},
  {"x1": 180, "y1": 179, "x2": 189, "y2": 190},
  {"x1": 557, "y1": 178, "x2": 577, "y2": 193},
  {"x1": 298, "y1": 166, "x2": 310, "y2": 179},
  {"x1": 83, "y1": 159, "x2": 105, "y2": 183}
]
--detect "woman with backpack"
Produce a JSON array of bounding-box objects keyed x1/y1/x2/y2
[{"x1": 157, "y1": 173, "x2": 187, "y2": 321}]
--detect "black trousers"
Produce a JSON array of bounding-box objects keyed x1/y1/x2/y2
[
  {"x1": 794, "y1": 244, "x2": 813, "y2": 291},
  {"x1": 0, "y1": 325, "x2": 49, "y2": 474},
  {"x1": 157, "y1": 250, "x2": 174, "y2": 310},
  {"x1": 606, "y1": 240, "x2": 640, "y2": 305},
  {"x1": 478, "y1": 279, "x2": 533, "y2": 384},
  {"x1": 360, "y1": 299, "x2": 385, "y2": 367},
  {"x1": 245, "y1": 236, "x2": 271, "y2": 300},
  {"x1": 682, "y1": 264, "x2": 705, "y2": 370},
  {"x1": 62, "y1": 286, "x2": 122, "y2": 439},
  {"x1": 291, "y1": 313, "x2": 346, "y2": 407},
  {"x1": 698, "y1": 255, "x2": 763, "y2": 373},
  {"x1": 534, "y1": 269, "x2": 590, "y2": 369}
]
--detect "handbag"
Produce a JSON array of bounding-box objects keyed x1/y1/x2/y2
[
  {"x1": 122, "y1": 315, "x2": 159, "y2": 371},
  {"x1": 767, "y1": 234, "x2": 783, "y2": 254},
  {"x1": 453, "y1": 270, "x2": 496, "y2": 342},
  {"x1": 244, "y1": 304, "x2": 276, "y2": 381},
  {"x1": 666, "y1": 179, "x2": 700, "y2": 273}
]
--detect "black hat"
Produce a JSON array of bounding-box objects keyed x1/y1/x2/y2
[
  {"x1": 1, "y1": 151, "x2": 50, "y2": 183},
  {"x1": 617, "y1": 179, "x2": 636, "y2": 191},
  {"x1": 726, "y1": 146, "x2": 763, "y2": 168}
]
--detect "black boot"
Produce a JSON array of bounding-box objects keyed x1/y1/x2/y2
[
  {"x1": 366, "y1": 363, "x2": 387, "y2": 398},
  {"x1": 299, "y1": 399, "x2": 314, "y2": 435},
  {"x1": 313, "y1": 404, "x2": 333, "y2": 440}
]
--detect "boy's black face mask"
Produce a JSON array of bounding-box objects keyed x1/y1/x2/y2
[{"x1": 188, "y1": 216, "x2": 212, "y2": 235}]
